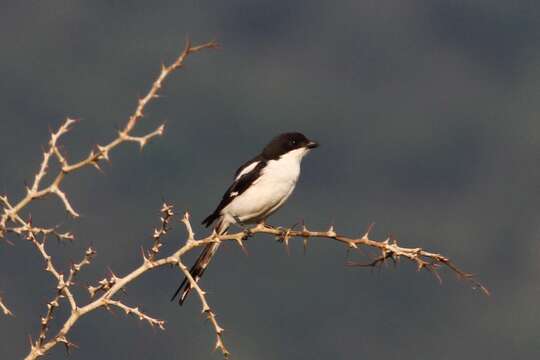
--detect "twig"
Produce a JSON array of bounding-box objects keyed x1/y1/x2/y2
[
  {"x1": 177, "y1": 259, "x2": 229, "y2": 357},
  {"x1": 148, "y1": 203, "x2": 175, "y2": 261},
  {"x1": 0, "y1": 39, "x2": 218, "y2": 359},
  {"x1": 0, "y1": 295, "x2": 13, "y2": 316},
  {"x1": 24, "y1": 204, "x2": 185, "y2": 359},
  {"x1": 24, "y1": 208, "x2": 222, "y2": 359},
  {"x1": 28, "y1": 233, "x2": 93, "y2": 345},
  {"x1": 104, "y1": 300, "x2": 165, "y2": 329},
  {"x1": 246, "y1": 223, "x2": 490, "y2": 295},
  {"x1": 0, "y1": 38, "x2": 218, "y2": 239}
]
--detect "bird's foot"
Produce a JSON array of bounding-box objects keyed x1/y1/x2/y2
[
  {"x1": 232, "y1": 216, "x2": 252, "y2": 236},
  {"x1": 231, "y1": 216, "x2": 250, "y2": 255}
]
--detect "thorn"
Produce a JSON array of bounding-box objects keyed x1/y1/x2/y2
[
  {"x1": 235, "y1": 238, "x2": 249, "y2": 256},
  {"x1": 97, "y1": 145, "x2": 109, "y2": 161},
  {"x1": 141, "y1": 246, "x2": 149, "y2": 262},
  {"x1": 363, "y1": 222, "x2": 375, "y2": 238},
  {"x1": 283, "y1": 236, "x2": 290, "y2": 256},
  {"x1": 157, "y1": 124, "x2": 165, "y2": 136},
  {"x1": 431, "y1": 267, "x2": 443, "y2": 284},
  {"x1": 327, "y1": 224, "x2": 336, "y2": 237},
  {"x1": 138, "y1": 139, "x2": 147, "y2": 150}
]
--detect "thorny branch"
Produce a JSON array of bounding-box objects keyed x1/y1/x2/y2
[
  {"x1": 179, "y1": 213, "x2": 229, "y2": 357},
  {"x1": 0, "y1": 37, "x2": 218, "y2": 241},
  {"x1": 22, "y1": 208, "x2": 488, "y2": 360},
  {"x1": 36, "y1": 244, "x2": 96, "y2": 347},
  {"x1": 104, "y1": 300, "x2": 165, "y2": 330},
  {"x1": 248, "y1": 223, "x2": 490, "y2": 296},
  {"x1": 177, "y1": 258, "x2": 229, "y2": 357},
  {"x1": 0, "y1": 39, "x2": 217, "y2": 318},
  {"x1": 148, "y1": 203, "x2": 174, "y2": 261},
  {"x1": 24, "y1": 204, "x2": 175, "y2": 360}
]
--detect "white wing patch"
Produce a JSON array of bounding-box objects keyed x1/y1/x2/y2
[
  {"x1": 235, "y1": 161, "x2": 259, "y2": 180},
  {"x1": 230, "y1": 191, "x2": 239, "y2": 197}
]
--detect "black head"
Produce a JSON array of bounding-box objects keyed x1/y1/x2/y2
[{"x1": 261, "y1": 132, "x2": 319, "y2": 159}]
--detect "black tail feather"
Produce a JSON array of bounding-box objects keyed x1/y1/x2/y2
[
  {"x1": 171, "y1": 217, "x2": 228, "y2": 306},
  {"x1": 169, "y1": 278, "x2": 186, "y2": 303},
  {"x1": 170, "y1": 243, "x2": 214, "y2": 305},
  {"x1": 202, "y1": 211, "x2": 219, "y2": 228}
]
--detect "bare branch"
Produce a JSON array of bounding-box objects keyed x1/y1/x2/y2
[
  {"x1": 23, "y1": 204, "x2": 216, "y2": 359},
  {"x1": 49, "y1": 185, "x2": 80, "y2": 218},
  {"x1": 104, "y1": 300, "x2": 165, "y2": 330},
  {"x1": 242, "y1": 223, "x2": 490, "y2": 296},
  {"x1": 177, "y1": 259, "x2": 229, "y2": 357},
  {"x1": 23, "y1": 209, "x2": 486, "y2": 359},
  {"x1": 182, "y1": 211, "x2": 197, "y2": 242},
  {"x1": 25, "y1": 232, "x2": 94, "y2": 346},
  {"x1": 31, "y1": 119, "x2": 76, "y2": 194},
  {"x1": 67, "y1": 247, "x2": 96, "y2": 288},
  {"x1": 87, "y1": 276, "x2": 117, "y2": 299},
  {"x1": 147, "y1": 202, "x2": 174, "y2": 261},
  {"x1": 0, "y1": 40, "x2": 217, "y2": 359},
  {"x1": 0, "y1": 39, "x2": 217, "y2": 240},
  {"x1": 122, "y1": 37, "x2": 218, "y2": 133}
]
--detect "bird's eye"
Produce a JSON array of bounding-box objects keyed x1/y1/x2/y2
[{"x1": 290, "y1": 140, "x2": 296, "y2": 146}]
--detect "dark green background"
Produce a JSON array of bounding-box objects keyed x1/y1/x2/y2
[{"x1": 1, "y1": 1, "x2": 539, "y2": 359}]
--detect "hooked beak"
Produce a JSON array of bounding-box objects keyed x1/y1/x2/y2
[{"x1": 306, "y1": 140, "x2": 319, "y2": 149}]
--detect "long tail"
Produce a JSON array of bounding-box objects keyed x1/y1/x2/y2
[{"x1": 171, "y1": 217, "x2": 228, "y2": 305}]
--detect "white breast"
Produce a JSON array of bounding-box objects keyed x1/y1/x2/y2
[{"x1": 224, "y1": 147, "x2": 308, "y2": 223}]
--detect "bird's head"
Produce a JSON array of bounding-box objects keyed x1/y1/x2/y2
[{"x1": 262, "y1": 132, "x2": 319, "y2": 160}]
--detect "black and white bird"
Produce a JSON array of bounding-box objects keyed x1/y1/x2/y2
[{"x1": 171, "y1": 132, "x2": 319, "y2": 305}]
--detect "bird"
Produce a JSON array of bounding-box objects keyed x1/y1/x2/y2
[{"x1": 171, "y1": 132, "x2": 319, "y2": 305}]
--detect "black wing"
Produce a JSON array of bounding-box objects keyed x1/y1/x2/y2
[
  {"x1": 202, "y1": 160, "x2": 267, "y2": 227},
  {"x1": 234, "y1": 154, "x2": 264, "y2": 179}
]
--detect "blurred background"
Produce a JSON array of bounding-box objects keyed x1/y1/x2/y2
[{"x1": 1, "y1": 0, "x2": 539, "y2": 359}]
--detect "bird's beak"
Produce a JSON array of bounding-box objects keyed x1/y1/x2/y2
[{"x1": 306, "y1": 141, "x2": 319, "y2": 149}]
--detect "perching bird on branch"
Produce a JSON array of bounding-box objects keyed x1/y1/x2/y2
[{"x1": 171, "y1": 132, "x2": 319, "y2": 305}]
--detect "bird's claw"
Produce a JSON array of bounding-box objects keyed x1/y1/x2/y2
[{"x1": 232, "y1": 216, "x2": 252, "y2": 238}]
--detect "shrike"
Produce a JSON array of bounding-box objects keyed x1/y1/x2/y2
[{"x1": 171, "y1": 132, "x2": 318, "y2": 305}]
